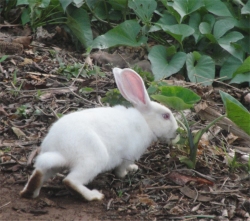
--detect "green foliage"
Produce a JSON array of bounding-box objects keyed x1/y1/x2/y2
[
  {"x1": 179, "y1": 112, "x2": 225, "y2": 169},
  {"x1": 152, "y1": 86, "x2": 201, "y2": 110},
  {"x1": 220, "y1": 91, "x2": 250, "y2": 135},
  {"x1": 0, "y1": 55, "x2": 9, "y2": 63},
  {"x1": 10, "y1": 0, "x2": 249, "y2": 84},
  {"x1": 92, "y1": 20, "x2": 147, "y2": 49},
  {"x1": 16, "y1": 105, "x2": 28, "y2": 118},
  {"x1": 148, "y1": 45, "x2": 186, "y2": 80},
  {"x1": 16, "y1": 0, "x2": 66, "y2": 28},
  {"x1": 58, "y1": 62, "x2": 82, "y2": 79},
  {"x1": 101, "y1": 89, "x2": 131, "y2": 107}
]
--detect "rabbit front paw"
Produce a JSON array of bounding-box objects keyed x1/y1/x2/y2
[{"x1": 127, "y1": 164, "x2": 138, "y2": 172}]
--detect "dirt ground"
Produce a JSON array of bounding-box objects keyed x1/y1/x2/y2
[{"x1": 1, "y1": 24, "x2": 250, "y2": 221}]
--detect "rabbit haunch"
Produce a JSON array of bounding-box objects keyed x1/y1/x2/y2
[{"x1": 20, "y1": 68, "x2": 178, "y2": 201}]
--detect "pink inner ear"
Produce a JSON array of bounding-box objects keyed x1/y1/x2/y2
[{"x1": 122, "y1": 70, "x2": 146, "y2": 104}]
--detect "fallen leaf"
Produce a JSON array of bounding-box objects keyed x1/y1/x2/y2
[
  {"x1": 180, "y1": 186, "x2": 212, "y2": 202},
  {"x1": 12, "y1": 127, "x2": 26, "y2": 139}
]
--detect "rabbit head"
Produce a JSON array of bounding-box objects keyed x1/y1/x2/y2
[{"x1": 113, "y1": 68, "x2": 178, "y2": 143}]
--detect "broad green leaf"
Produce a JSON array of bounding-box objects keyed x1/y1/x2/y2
[
  {"x1": 160, "y1": 86, "x2": 201, "y2": 104},
  {"x1": 213, "y1": 18, "x2": 235, "y2": 39},
  {"x1": 170, "y1": 0, "x2": 204, "y2": 22},
  {"x1": 66, "y1": 7, "x2": 93, "y2": 48},
  {"x1": 150, "y1": 13, "x2": 177, "y2": 32},
  {"x1": 199, "y1": 22, "x2": 217, "y2": 44},
  {"x1": 220, "y1": 90, "x2": 250, "y2": 135},
  {"x1": 230, "y1": 72, "x2": 250, "y2": 84},
  {"x1": 91, "y1": 20, "x2": 147, "y2": 49},
  {"x1": 189, "y1": 12, "x2": 202, "y2": 43},
  {"x1": 186, "y1": 52, "x2": 215, "y2": 86},
  {"x1": 148, "y1": 45, "x2": 186, "y2": 80},
  {"x1": 59, "y1": 0, "x2": 73, "y2": 11},
  {"x1": 203, "y1": 0, "x2": 232, "y2": 17},
  {"x1": 17, "y1": 0, "x2": 29, "y2": 5},
  {"x1": 163, "y1": 1, "x2": 181, "y2": 23},
  {"x1": 218, "y1": 32, "x2": 244, "y2": 62},
  {"x1": 220, "y1": 56, "x2": 242, "y2": 80},
  {"x1": 242, "y1": 0, "x2": 250, "y2": 14},
  {"x1": 233, "y1": 56, "x2": 250, "y2": 75},
  {"x1": 156, "y1": 12, "x2": 177, "y2": 26},
  {"x1": 199, "y1": 22, "x2": 212, "y2": 34},
  {"x1": 160, "y1": 24, "x2": 194, "y2": 44},
  {"x1": 202, "y1": 14, "x2": 215, "y2": 27},
  {"x1": 108, "y1": 0, "x2": 127, "y2": 10},
  {"x1": 151, "y1": 95, "x2": 194, "y2": 110},
  {"x1": 239, "y1": 36, "x2": 250, "y2": 54},
  {"x1": 20, "y1": 8, "x2": 30, "y2": 25},
  {"x1": 128, "y1": 0, "x2": 157, "y2": 23},
  {"x1": 152, "y1": 86, "x2": 200, "y2": 110}
]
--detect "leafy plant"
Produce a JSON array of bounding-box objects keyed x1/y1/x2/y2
[
  {"x1": 220, "y1": 90, "x2": 250, "y2": 135},
  {"x1": 15, "y1": 105, "x2": 28, "y2": 118},
  {"x1": 179, "y1": 112, "x2": 225, "y2": 169}
]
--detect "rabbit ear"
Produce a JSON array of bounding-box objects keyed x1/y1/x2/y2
[{"x1": 113, "y1": 68, "x2": 151, "y2": 106}]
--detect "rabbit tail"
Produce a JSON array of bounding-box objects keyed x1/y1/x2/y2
[{"x1": 20, "y1": 152, "x2": 67, "y2": 198}]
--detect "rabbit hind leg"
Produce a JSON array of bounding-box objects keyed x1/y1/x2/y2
[
  {"x1": 63, "y1": 170, "x2": 104, "y2": 201},
  {"x1": 20, "y1": 168, "x2": 54, "y2": 198},
  {"x1": 20, "y1": 151, "x2": 66, "y2": 198}
]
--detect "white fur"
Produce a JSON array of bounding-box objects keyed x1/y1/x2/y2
[{"x1": 20, "y1": 68, "x2": 178, "y2": 201}]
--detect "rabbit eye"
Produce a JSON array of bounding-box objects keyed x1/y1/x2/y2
[{"x1": 162, "y1": 113, "x2": 170, "y2": 120}]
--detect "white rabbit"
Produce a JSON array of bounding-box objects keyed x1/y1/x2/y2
[{"x1": 20, "y1": 68, "x2": 178, "y2": 201}]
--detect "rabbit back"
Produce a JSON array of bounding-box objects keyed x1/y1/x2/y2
[{"x1": 40, "y1": 105, "x2": 155, "y2": 172}]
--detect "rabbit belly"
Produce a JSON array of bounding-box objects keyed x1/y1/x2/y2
[{"x1": 40, "y1": 106, "x2": 154, "y2": 172}]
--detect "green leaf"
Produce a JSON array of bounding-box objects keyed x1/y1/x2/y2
[
  {"x1": 66, "y1": 7, "x2": 93, "y2": 48},
  {"x1": 179, "y1": 156, "x2": 195, "y2": 169},
  {"x1": 186, "y1": 52, "x2": 215, "y2": 86},
  {"x1": 155, "y1": 12, "x2": 178, "y2": 26},
  {"x1": 108, "y1": 0, "x2": 127, "y2": 10},
  {"x1": 242, "y1": 0, "x2": 250, "y2": 14},
  {"x1": 160, "y1": 86, "x2": 201, "y2": 105},
  {"x1": 202, "y1": 14, "x2": 215, "y2": 27},
  {"x1": 151, "y1": 95, "x2": 194, "y2": 110},
  {"x1": 220, "y1": 90, "x2": 250, "y2": 135},
  {"x1": 17, "y1": 0, "x2": 29, "y2": 5},
  {"x1": 218, "y1": 32, "x2": 244, "y2": 62},
  {"x1": 233, "y1": 56, "x2": 250, "y2": 75},
  {"x1": 213, "y1": 18, "x2": 235, "y2": 39},
  {"x1": 128, "y1": 0, "x2": 157, "y2": 23},
  {"x1": 148, "y1": 45, "x2": 186, "y2": 80},
  {"x1": 203, "y1": 0, "x2": 232, "y2": 17},
  {"x1": 220, "y1": 56, "x2": 242, "y2": 80},
  {"x1": 91, "y1": 20, "x2": 147, "y2": 49},
  {"x1": 199, "y1": 22, "x2": 212, "y2": 34},
  {"x1": 20, "y1": 8, "x2": 30, "y2": 25},
  {"x1": 170, "y1": 0, "x2": 204, "y2": 23},
  {"x1": 0, "y1": 55, "x2": 8, "y2": 63},
  {"x1": 188, "y1": 12, "x2": 202, "y2": 43},
  {"x1": 28, "y1": 0, "x2": 50, "y2": 8},
  {"x1": 151, "y1": 86, "x2": 200, "y2": 110},
  {"x1": 159, "y1": 24, "x2": 194, "y2": 44},
  {"x1": 230, "y1": 72, "x2": 250, "y2": 84}
]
